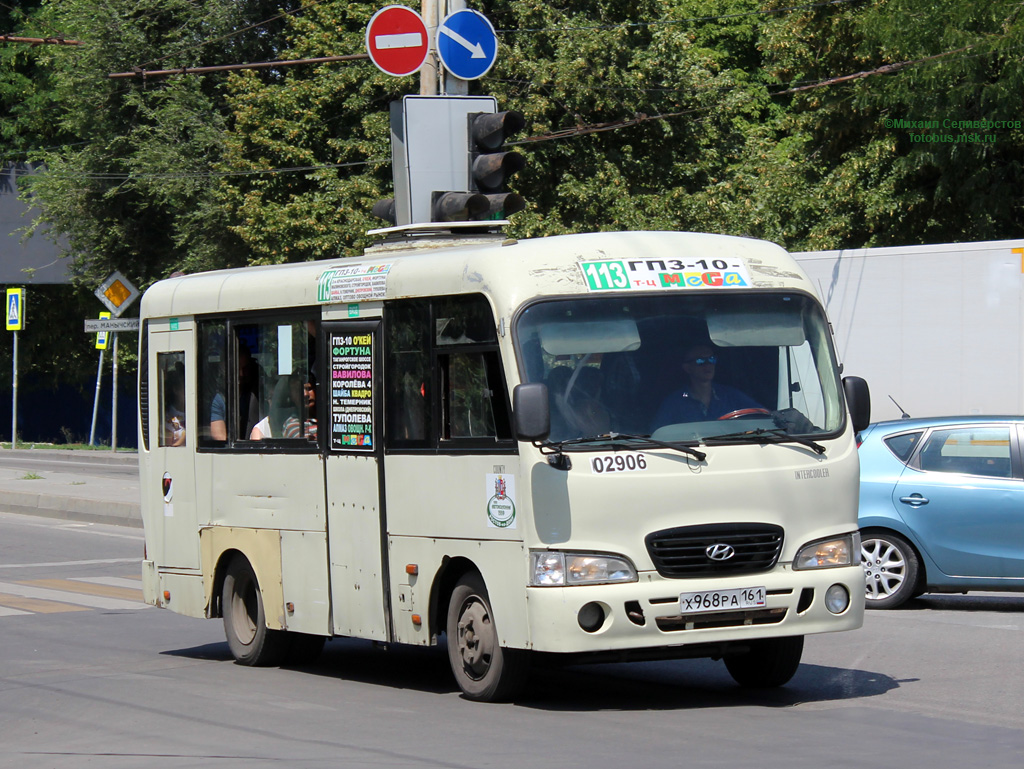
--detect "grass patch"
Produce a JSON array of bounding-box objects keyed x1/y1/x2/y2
[{"x1": 19, "y1": 471, "x2": 43, "y2": 480}]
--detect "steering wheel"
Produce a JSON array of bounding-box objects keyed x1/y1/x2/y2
[{"x1": 718, "y1": 408, "x2": 771, "y2": 420}]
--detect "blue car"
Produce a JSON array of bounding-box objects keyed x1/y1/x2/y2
[{"x1": 858, "y1": 416, "x2": 1024, "y2": 608}]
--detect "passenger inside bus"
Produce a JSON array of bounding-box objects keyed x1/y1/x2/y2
[
  {"x1": 237, "y1": 341, "x2": 262, "y2": 439},
  {"x1": 164, "y1": 362, "x2": 187, "y2": 447},
  {"x1": 651, "y1": 342, "x2": 762, "y2": 428},
  {"x1": 250, "y1": 373, "x2": 298, "y2": 440},
  {"x1": 301, "y1": 372, "x2": 317, "y2": 441}
]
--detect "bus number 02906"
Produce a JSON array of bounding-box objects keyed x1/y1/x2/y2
[{"x1": 590, "y1": 453, "x2": 647, "y2": 474}]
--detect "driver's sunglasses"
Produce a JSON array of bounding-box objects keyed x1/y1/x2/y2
[{"x1": 687, "y1": 356, "x2": 717, "y2": 366}]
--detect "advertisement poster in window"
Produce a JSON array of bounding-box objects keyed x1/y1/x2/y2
[{"x1": 330, "y1": 331, "x2": 374, "y2": 450}]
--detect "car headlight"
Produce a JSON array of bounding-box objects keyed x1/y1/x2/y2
[
  {"x1": 530, "y1": 551, "x2": 638, "y2": 586},
  {"x1": 793, "y1": 532, "x2": 860, "y2": 570}
]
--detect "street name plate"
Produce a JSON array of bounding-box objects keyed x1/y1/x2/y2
[{"x1": 83, "y1": 318, "x2": 141, "y2": 332}]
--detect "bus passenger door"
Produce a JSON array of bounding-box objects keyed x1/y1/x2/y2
[
  {"x1": 322, "y1": 320, "x2": 388, "y2": 641},
  {"x1": 146, "y1": 323, "x2": 200, "y2": 570}
]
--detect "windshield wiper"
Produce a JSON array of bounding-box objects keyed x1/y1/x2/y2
[
  {"x1": 703, "y1": 427, "x2": 826, "y2": 455},
  {"x1": 538, "y1": 432, "x2": 706, "y2": 469}
]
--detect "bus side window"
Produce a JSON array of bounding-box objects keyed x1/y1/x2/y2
[
  {"x1": 441, "y1": 351, "x2": 511, "y2": 440},
  {"x1": 386, "y1": 294, "x2": 512, "y2": 449},
  {"x1": 157, "y1": 352, "x2": 187, "y2": 448},
  {"x1": 386, "y1": 300, "x2": 432, "y2": 446},
  {"x1": 198, "y1": 321, "x2": 227, "y2": 447}
]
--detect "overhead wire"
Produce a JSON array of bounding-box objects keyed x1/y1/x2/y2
[{"x1": 18, "y1": 38, "x2": 988, "y2": 179}]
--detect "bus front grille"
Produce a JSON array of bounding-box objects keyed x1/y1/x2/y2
[{"x1": 645, "y1": 523, "x2": 784, "y2": 578}]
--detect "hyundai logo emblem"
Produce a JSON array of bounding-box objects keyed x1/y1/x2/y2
[{"x1": 706, "y1": 543, "x2": 736, "y2": 561}]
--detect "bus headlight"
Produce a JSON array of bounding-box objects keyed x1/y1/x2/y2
[
  {"x1": 793, "y1": 533, "x2": 859, "y2": 570},
  {"x1": 530, "y1": 551, "x2": 638, "y2": 586}
]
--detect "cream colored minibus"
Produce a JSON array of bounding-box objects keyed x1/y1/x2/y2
[{"x1": 138, "y1": 229, "x2": 870, "y2": 701}]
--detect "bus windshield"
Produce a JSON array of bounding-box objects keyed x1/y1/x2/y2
[{"x1": 515, "y1": 292, "x2": 844, "y2": 444}]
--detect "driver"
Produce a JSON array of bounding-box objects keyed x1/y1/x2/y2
[{"x1": 651, "y1": 342, "x2": 762, "y2": 429}]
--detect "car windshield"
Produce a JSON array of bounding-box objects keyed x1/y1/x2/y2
[{"x1": 515, "y1": 292, "x2": 845, "y2": 444}]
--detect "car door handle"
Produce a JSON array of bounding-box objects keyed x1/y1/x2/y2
[{"x1": 899, "y1": 494, "x2": 929, "y2": 506}]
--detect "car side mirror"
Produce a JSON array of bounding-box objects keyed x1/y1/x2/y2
[
  {"x1": 513, "y1": 383, "x2": 550, "y2": 442},
  {"x1": 842, "y1": 376, "x2": 871, "y2": 434}
]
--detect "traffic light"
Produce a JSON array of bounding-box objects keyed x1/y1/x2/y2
[
  {"x1": 468, "y1": 110, "x2": 526, "y2": 219},
  {"x1": 372, "y1": 198, "x2": 397, "y2": 225},
  {"x1": 374, "y1": 96, "x2": 528, "y2": 226},
  {"x1": 432, "y1": 191, "x2": 489, "y2": 222}
]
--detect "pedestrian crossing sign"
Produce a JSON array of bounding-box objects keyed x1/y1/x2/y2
[
  {"x1": 95, "y1": 311, "x2": 112, "y2": 349},
  {"x1": 6, "y1": 288, "x2": 24, "y2": 331}
]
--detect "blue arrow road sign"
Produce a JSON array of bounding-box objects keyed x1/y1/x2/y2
[{"x1": 437, "y1": 9, "x2": 498, "y2": 81}]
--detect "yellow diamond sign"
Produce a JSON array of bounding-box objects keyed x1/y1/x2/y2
[{"x1": 95, "y1": 271, "x2": 139, "y2": 317}]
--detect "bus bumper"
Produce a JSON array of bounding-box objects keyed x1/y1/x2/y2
[{"x1": 525, "y1": 564, "x2": 864, "y2": 654}]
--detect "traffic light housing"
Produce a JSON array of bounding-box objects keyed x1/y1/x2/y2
[
  {"x1": 468, "y1": 111, "x2": 526, "y2": 219},
  {"x1": 374, "y1": 96, "x2": 528, "y2": 227}
]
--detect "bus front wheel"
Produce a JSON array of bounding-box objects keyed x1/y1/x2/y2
[
  {"x1": 446, "y1": 574, "x2": 529, "y2": 702},
  {"x1": 724, "y1": 636, "x2": 803, "y2": 688},
  {"x1": 222, "y1": 555, "x2": 288, "y2": 666}
]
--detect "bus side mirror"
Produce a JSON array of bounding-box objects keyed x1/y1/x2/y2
[
  {"x1": 843, "y1": 376, "x2": 871, "y2": 434},
  {"x1": 513, "y1": 383, "x2": 550, "y2": 442}
]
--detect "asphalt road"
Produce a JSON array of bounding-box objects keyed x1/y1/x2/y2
[{"x1": 1, "y1": 508, "x2": 1022, "y2": 769}]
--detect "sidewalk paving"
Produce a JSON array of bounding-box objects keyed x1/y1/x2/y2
[{"x1": 0, "y1": 449, "x2": 142, "y2": 528}]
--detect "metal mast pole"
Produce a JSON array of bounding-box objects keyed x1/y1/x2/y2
[
  {"x1": 420, "y1": 0, "x2": 439, "y2": 95},
  {"x1": 442, "y1": 0, "x2": 469, "y2": 95}
]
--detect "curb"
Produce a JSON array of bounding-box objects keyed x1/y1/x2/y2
[
  {"x1": 0, "y1": 449, "x2": 139, "y2": 466},
  {"x1": 0, "y1": 489, "x2": 142, "y2": 528}
]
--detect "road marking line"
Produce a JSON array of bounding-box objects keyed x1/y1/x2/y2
[
  {"x1": 0, "y1": 592, "x2": 91, "y2": 614},
  {"x1": 0, "y1": 581, "x2": 148, "y2": 611},
  {"x1": 70, "y1": 576, "x2": 145, "y2": 591},
  {"x1": 19, "y1": 578, "x2": 143, "y2": 602},
  {"x1": 0, "y1": 604, "x2": 32, "y2": 617}
]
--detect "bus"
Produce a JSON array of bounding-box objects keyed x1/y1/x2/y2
[{"x1": 138, "y1": 229, "x2": 870, "y2": 702}]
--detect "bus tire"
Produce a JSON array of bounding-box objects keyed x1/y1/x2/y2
[
  {"x1": 446, "y1": 573, "x2": 529, "y2": 702},
  {"x1": 222, "y1": 555, "x2": 288, "y2": 667},
  {"x1": 724, "y1": 635, "x2": 803, "y2": 688}
]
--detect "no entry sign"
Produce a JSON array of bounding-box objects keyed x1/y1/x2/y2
[{"x1": 365, "y1": 5, "x2": 429, "y2": 77}]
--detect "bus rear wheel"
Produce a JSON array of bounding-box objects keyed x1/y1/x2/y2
[
  {"x1": 222, "y1": 555, "x2": 288, "y2": 666},
  {"x1": 446, "y1": 574, "x2": 529, "y2": 702},
  {"x1": 724, "y1": 636, "x2": 804, "y2": 688}
]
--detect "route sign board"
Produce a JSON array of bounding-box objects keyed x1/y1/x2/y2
[
  {"x1": 365, "y1": 5, "x2": 429, "y2": 77},
  {"x1": 5, "y1": 288, "x2": 24, "y2": 331},
  {"x1": 94, "y1": 271, "x2": 139, "y2": 317},
  {"x1": 436, "y1": 9, "x2": 498, "y2": 81}
]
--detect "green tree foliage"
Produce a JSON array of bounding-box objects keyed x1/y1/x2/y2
[
  {"x1": 13, "y1": 0, "x2": 301, "y2": 288},
  {"x1": 703, "y1": 0, "x2": 1024, "y2": 248},
  {"x1": 2, "y1": 0, "x2": 1023, "y2": 282},
  {"x1": 215, "y1": 2, "x2": 401, "y2": 263}
]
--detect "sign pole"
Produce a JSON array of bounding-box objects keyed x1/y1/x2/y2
[
  {"x1": 442, "y1": 0, "x2": 468, "y2": 95},
  {"x1": 7, "y1": 288, "x2": 25, "y2": 449},
  {"x1": 11, "y1": 330, "x2": 17, "y2": 449},
  {"x1": 90, "y1": 311, "x2": 111, "y2": 445},
  {"x1": 89, "y1": 349, "x2": 105, "y2": 446},
  {"x1": 111, "y1": 332, "x2": 119, "y2": 451},
  {"x1": 421, "y1": 0, "x2": 438, "y2": 95}
]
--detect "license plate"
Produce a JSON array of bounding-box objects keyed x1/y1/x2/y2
[{"x1": 679, "y1": 586, "x2": 766, "y2": 614}]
